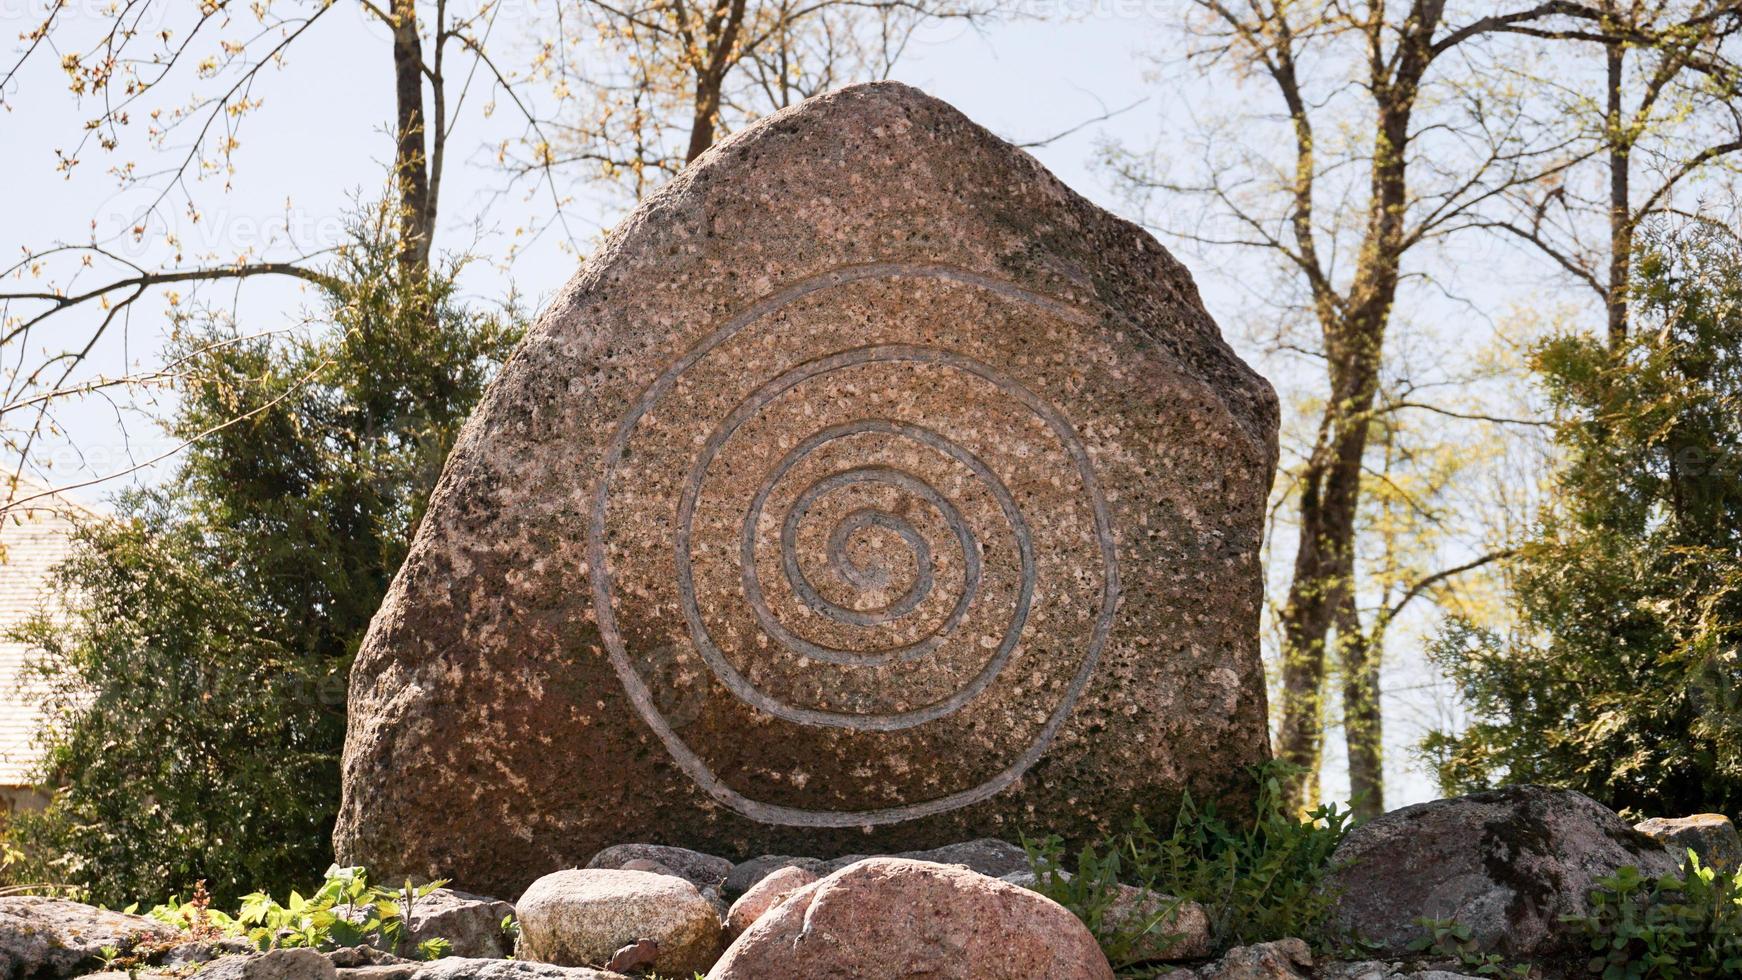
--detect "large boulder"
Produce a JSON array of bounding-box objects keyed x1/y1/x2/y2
[
  {"x1": 335, "y1": 80, "x2": 1279, "y2": 897},
  {"x1": 515, "y1": 869, "x2": 721, "y2": 976},
  {"x1": 0, "y1": 897, "x2": 178, "y2": 978},
  {"x1": 1323, "y1": 786, "x2": 1678, "y2": 958},
  {"x1": 706, "y1": 858, "x2": 1112, "y2": 979}
]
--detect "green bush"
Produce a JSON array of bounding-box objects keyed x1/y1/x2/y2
[
  {"x1": 1425, "y1": 225, "x2": 1742, "y2": 816},
  {"x1": 6, "y1": 208, "x2": 521, "y2": 906},
  {"x1": 1565, "y1": 854, "x2": 1742, "y2": 979},
  {"x1": 1023, "y1": 763, "x2": 1355, "y2": 967}
]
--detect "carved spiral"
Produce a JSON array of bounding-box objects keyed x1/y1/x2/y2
[
  {"x1": 675, "y1": 347, "x2": 1041, "y2": 731},
  {"x1": 588, "y1": 264, "x2": 1119, "y2": 826}
]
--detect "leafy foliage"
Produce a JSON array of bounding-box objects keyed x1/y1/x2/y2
[
  {"x1": 1023, "y1": 763, "x2": 1355, "y2": 966},
  {"x1": 1408, "y1": 918, "x2": 1532, "y2": 977},
  {"x1": 135, "y1": 867, "x2": 453, "y2": 962},
  {"x1": 6, "y1": 210, "x2": 521, "y2": 907},
  {"x1": 1565, "y1": 854, "x2": 1742, "y2": 979},
  {"x1": 1021, "y1": 835, "x2": 1185, "y2": 971},
  {"x1": 225, "y1": 865, "x2": 451, "y2": 960},
  {"x1": 1426, "y1": 225, "x2": 1742, "y2": 816}
]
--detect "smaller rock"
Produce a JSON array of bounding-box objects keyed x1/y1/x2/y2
[
  {"x1": 1635, "y1": 814, "x2": 1742, "y2": 871},
  {"x1": 400, "y1": 889, "x2": 517, "y2": 959},
  {"x1": 821, "y1": 838, "x2": 1029, "y2": 879},
  {"x1": 326, "y1": 946, "x2": 413, "y2": 968},
  {"x1": 721, "y1": 856, "x2": 828, "y2": 898},
  {"x1": 1190, "y1": 939, "x2": 1312, "y2": 980},
  {"x1": 0, "y1": 897, "x2": 179, "y2": 978},
  {"x1": 999, "y1": 872, "x2": 1210, "y2": 962},
  {"x1": 603, "y1": 938, "x2": 659, "y2": 974},
  {"x1": 586, "y1": 845, "x2": 732, "y2": 892},
  {"x1": 707, "y1": 858, "x2": 1112, "y2": 980},
  {"x1": 412, "y1": 958, "x2": 628, "y2": 980},
  {"x1": 725, "y1": 866, "x2": 818, "y2": 938},
  {"x1": 197, "y1": 948, "x2": 336, "y2": 980},
  {"x1": 1317, "y1": 966, "x2": 1483, "y2": 980},
  {"x1": 162, "y1": 938, "x2": 259, "y2": 967},
  {"x1": 1103, "y1": 884, "x2": 1213, "y2": 962},
  {"x1": 333, "y1": 965, "x2": 420, "y2": 980},
  {"x1": 999, "y1": 869, "x2": 1069, "y2": 886},
  {"x1": 722, "y1": 839, "x2": 1028, "y2": 898},
  {"x1": 1323, "y1": 786, "x2": 1678, "y2": 958},
  {"x1": 517, "y1": 869, "x2": 721, "y2": 976}
]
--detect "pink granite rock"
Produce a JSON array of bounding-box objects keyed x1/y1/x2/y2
[
  {"x1": 336, "y1": 80, "x2": 1278, "y2": 898},
  {"x1": 707, "y1": 858, "x2": 1112, "y2": 979},
  {"x1": 724, "y1": 865, "x2": 818, "y2": 938}
]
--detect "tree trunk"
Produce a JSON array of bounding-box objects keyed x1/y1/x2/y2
[
  {"x1": 1275, "y1": 30, "x2": 1424, "y2": 806},
  {"x1": 391, "y1": 0, "x2": 431, "y2": 279},
  {"x1": 1340, "y1": 587, "x2": 1383, "y2": 819},
  {"x1": 684, "y1": 0, "x2": 748, "y2": 163},
  {"x1": 1276, "y1": 317, "x2": 1383, "y2": 808},
  {"x1": 685, "y1": 75, "x2": 721, "y2": 163},
  {"x1": 1605, "y1": 41, "x2": 1631, "y2": 347}
]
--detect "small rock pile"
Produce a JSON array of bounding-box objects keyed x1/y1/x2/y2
[{"x1": 6, "y1": 789, "x2": 1734, "y2": 980}]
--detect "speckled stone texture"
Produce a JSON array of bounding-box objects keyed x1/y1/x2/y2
[
  {"x1": 335, "y1": 80, "x2": 1278, "y2": 897},
  {"x1": 1635, "y1": 813, "x2": 1742, "y2": 871},
  {"x1": 1324, "y1": 786, "x2": 1678, "y2": 959},
  {"x1": 706, "y1": 858, "x2": 1113, "y2": 979},
  {"x1": 0, "y1": 897, "x2": 178, "y2": 978}
]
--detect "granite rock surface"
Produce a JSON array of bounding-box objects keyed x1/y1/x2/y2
[
  {"x1": 336, "y1": 80, "x2": 1278, "y2": 896},
  {"x1": 1324, "y1": 786, "x2": 1678, "y2": 959}
]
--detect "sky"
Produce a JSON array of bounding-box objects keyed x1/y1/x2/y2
[{"x1": 2, "y1": 0, "x2": 1587, "y2": 812}]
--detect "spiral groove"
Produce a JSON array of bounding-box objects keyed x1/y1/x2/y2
[{"x1": 588, "y1": 264, "x2": 1119, "y2": 826}]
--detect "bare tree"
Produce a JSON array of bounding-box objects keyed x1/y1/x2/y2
[
  {"x1": 1468, "y1": 1, "x2": 1742, "y2": 345},
  {"x1": 518, "y1": 0, "x2": 988, "y2": 198},
  {"x1": 1114, "y1": 1, "x2": 1742, "y2": 812},
  {"x1": 1110, "y1": 2, "x2": 1591, "y2": 811},
  {"x1": 0, "y1": 0, "x2": 560, "y2": 515}
]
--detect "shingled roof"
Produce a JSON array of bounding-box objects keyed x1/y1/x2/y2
[{"x1": 0, "y1": 481, "x2": 99, "y2": 789}]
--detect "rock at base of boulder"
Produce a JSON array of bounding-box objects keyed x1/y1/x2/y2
[
  {"x1": 516, "y1": 869, "x2": 721, "y2": 976},
  {"x1": 1167, "y1": 939, "x2": 1312, "y2": 980},
  {"x1": 332, "y1": 964, "x2": 421, "y2": 980},
  {"x1": 585, "y1": 845, "x2": 732, "y2": 892},
  {"x1": 1634, "y1": 814, "x2": 1742, "y2": 872},
  {"x1": 0, "y1": 897, "x2": 179, "y2": 978},
  {"x1": 721, "y1": 856, "x2": 830, "y2": 899},
  {"x1": 1001, "y1": 872, "x2": 1211, "y2": 963},
  {"x1": 1323, "y1": 785, "x2": 1678, "y2": 959},
  {"x1": 821, "y1": 839, "x2": 1030, "y2": 879},
  {"x1": 725, "y1": 866, "x2": 819, "y2": 938},
  {"x1": 723, "y1": 838, "x2": 1028, "y2": 898},
  {"x1": 198, "y1": 948, "x2": 336, "y2": 980},
  {"x1": 399, "y1": 889, "x2": 517, "y2": 960},
  {"x1": 706, "y1": 858, "x2": 1112, "y2": 980},
  {"x1": 1102, "y1": 884, "x2": 1213, "y2": 963},
  {"x1": 411, "y1": 958, "x2": 627, "y2": 980}
]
